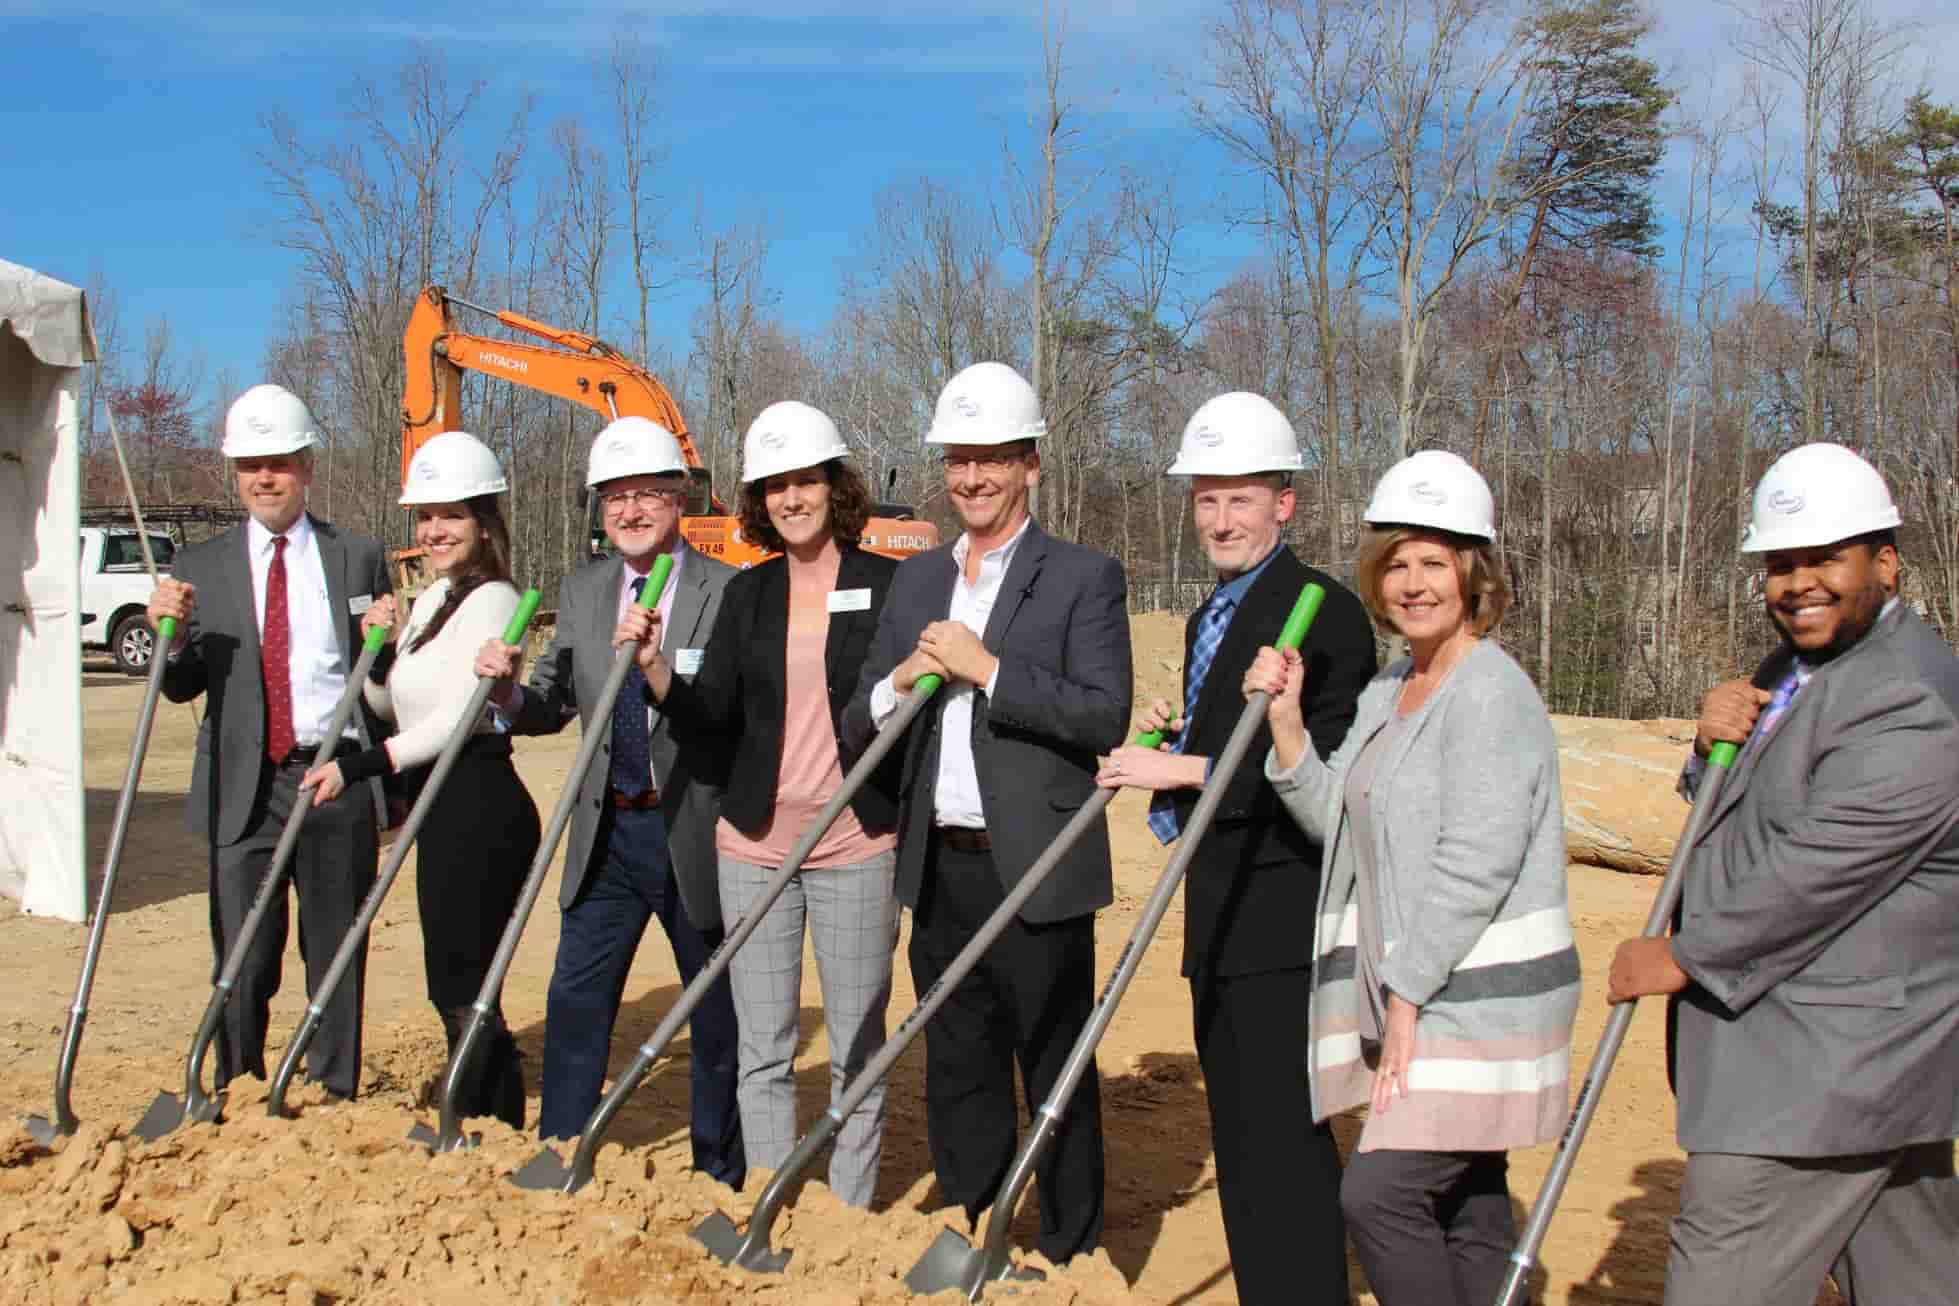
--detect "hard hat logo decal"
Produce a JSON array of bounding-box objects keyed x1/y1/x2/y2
[
  {"x1": 1193, "y1": 425, "x2": 1223, "y2": 448},
  {"x1": 247, "y1": 415, "x2": 275, "y2": 435},
  {"x1": 1409, "y1": 481, "x2": 1448, "y2": 506},
  {"x1": 953, "y1": 395, "x2": 981, "y2": 419},
  {"x1": 413, "y1": 460, "x2": 437, "y2": 481},
  {"x1": 759, "y1": 430, "x2": 786, "y2": 451},
  {"x1": 1767, "y1": 489, "x2": 1806, "y2": 515},
  {"x1": 607, "y1": 438, "x2": 632, "y2": 456}
]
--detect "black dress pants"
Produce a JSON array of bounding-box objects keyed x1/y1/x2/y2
[
  {"x1": 1193, "y1": 964, "x2": 1349, "y2": 1306},
  {"x1": 415, "y1": 737, "x2": 539, "y2": 1128},
  {"x1": 209, "y1": 747, "x2": 377, "y2": 1100},
  {"x1": 907, "y1": 836, "x2": 1104, "y2": 1264}
]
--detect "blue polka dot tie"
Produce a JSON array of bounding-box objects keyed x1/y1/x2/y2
[
  {"x1": 610, "y1": 578, "x2": 653, "y2": 798},
  {"x1": 1147, "y1": 592, "x2": 1235, "y2": 845}
]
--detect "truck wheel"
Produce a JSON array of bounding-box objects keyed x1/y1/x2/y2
[{"x1": 112, "y1": 612, "x2": 156, "y2": 676}]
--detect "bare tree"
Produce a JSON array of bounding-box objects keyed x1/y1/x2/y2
[{"x1": 610, "y1": 35, "x2": 670, "y2": 363}]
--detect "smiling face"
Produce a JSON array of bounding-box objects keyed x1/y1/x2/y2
[
  {"x1": 1762, "y1": 537, "x2": 1897, "y2": 660},
  {"x1": 1192, "y1": 475, "x2": 1294, "y2": 578},
  {"x1": 232, "y1": 453, "x2": 312, "y2": 534},
  {"x1": 762, "y1": 465, "x2": 834, "y2": 552},
  {"x1": 941, "y1": 442, "x2": 1037, "y2": 540},
  {"x1": 414, "y1": 502, "x2": 483, "y2": 577},
  {"x1": 1379, "y1": 533, "x2": 1470, "y2": 646},
  {"x1": 597, "y1": 473, "x2": 687, "y2": 564}
]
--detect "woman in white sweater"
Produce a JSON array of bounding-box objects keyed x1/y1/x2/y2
[{"x1": 302, "y1": 432, "x2": 540, "y2": 1128}]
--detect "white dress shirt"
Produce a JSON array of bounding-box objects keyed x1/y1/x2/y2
[
  {"x1": 247, "y1": 513, "x2": 351, "y2": 745},
  {"x1": 870, "y1": 520, "x2": 1023, "y2": 829},
  {"x1": 615, "y1": 540, "x2": 686, "y2": 790}
]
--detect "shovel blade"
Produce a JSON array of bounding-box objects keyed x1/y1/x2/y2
[
  {"x1": 509, "y1": 1146, "x2": 578, "y2": 1193},
  {"x1": 21, "y1": 1115, "x2": 63, "y2": 1149},
  {"x1": 130, "y1": 1094, "x2": 187, "y2": 1142},
  {"x1": 904, "y1": 1227, "x2": 981, "y2": 1296},
  {"x1": 691, "y1": 1210, "x2": 793, "y2": 1273},
  {"x1": 406, "y1": 1121, "x2": 439, "y2": 1150},
  {"x1": 407, "y1": 1121, "x2": 480, "y2": 1153}
]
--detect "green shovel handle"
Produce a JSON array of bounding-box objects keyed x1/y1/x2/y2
[
  {"x1": 632, "y1": 553, "x2": 676, "y2": 611},
  {"x1": 501, "y1": 589, "x2": 544, "y2": 645},
  {"x1": 1276, "y1": 583, "x2": 1326, "y2": 652},
  {"x1": 912, "y1": 672, "x2": 945, "y2": 698},
  {"x1": 1706, "y1": 740, "x2": 1740, "y2": 770},
  {"x1": 360, "y1": 622, "x2": 390, "y2": 654},
  {"x1": 155, "y1": 615, "x2": 177, "y2": 643}
]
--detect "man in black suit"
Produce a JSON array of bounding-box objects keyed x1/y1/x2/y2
[
  {"x1": 146, "y1": 383, "x2": 392, "y2": 1101},
  {"x1": 1099, "y1": 392, "x2": 1375, "y2": 1304},
  {"x1": 842, "y1": 361, "x2": 1132, "y2": 1263}
]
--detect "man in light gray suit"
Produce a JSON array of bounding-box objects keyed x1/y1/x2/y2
[
  {"x1": 1610, "y1": 442, "x2": 1959, "y2": 1306},
  {"x1": 476, "y1": 416, "x2": 742, "y2": 1186},
  {"x1": 146, "y1": 383, "x2": 392, "y2": 1102}
]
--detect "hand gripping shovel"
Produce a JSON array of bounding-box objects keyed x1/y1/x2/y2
[
  {"x1": 131, "y1": 623, "x2": 393, "y2": 1141},
  {"x1": 1492, "y1": 737, "x2": 1742, "y2": 1306},
  {"x1": 904, "y1": 582, "x2": 1327, "y2": 1300},
  {"x1": 264, "y1": 589, "x2": 543, "y2": 1118},
  {"x1": 691, "y1": 694, "x2": 1226, "y2": 1271},
  {"x1": 408, "y1": 555, "x2": 674, "y2": 1153},
  {"x1": 510, "y1": 668, "x2": 947, "y2": 1194},
  {"x1": 24, "y1": 615, "x2": 181, "y2": 1147}
]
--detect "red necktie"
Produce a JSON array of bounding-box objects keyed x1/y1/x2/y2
[{"x1": 263, "y1": 535, "x2": 296, "y2": 764}]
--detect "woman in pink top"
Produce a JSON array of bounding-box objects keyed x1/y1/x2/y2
[{"x1": 646, "y1": 402, "x2": 900, "y2": 1207}]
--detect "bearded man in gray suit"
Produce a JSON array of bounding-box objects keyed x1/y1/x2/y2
[
  {"x1": 1609, "y1": 442, "x2": 1959, "y2": 1306},
  {"x1": 476, "y1": 417, "x2": 742, "y2": 1187},
  {"x1": 146, "y1": 384, "x2": 392, "y2": 1102}
]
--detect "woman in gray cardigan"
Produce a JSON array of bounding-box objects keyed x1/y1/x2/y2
[{"x1": 1243, "y1": 451, "x2": 1578, "y2": 1306}]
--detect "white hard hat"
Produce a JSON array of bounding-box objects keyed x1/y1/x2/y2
[
  {"x1": 925, "y1": 362, "x2": 1046, "y2": 446},
  {"x1": 1363, "y1": 450, "x2": 1496, "y2": 542},
  {"x1": 1741, "y1": 442, "x2": 1901, "y2": 554},
  {"x1": 586, "y1": 416, "x2": 688, "y2": 488},
  {"x1": 223, "y1": 384, "x2": 321, "y2": 458},
  {"x1": 400, "y1": 431, "x2": 508, "y2": 505},
  {"x1": 741, "y1": 401, "x2": 851, "y2": 484},
  {"x1": 1166, "y1": 392, "x2": 1304, "y2": 477}
]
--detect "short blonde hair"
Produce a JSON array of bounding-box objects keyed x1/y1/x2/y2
[{"x1": 1354, "y1": 527, "x2": 1510, "y2": 637}]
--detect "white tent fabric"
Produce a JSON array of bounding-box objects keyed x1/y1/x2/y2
[{"x1": 1, "y1": 259, "x2": 90, "y2": 921}]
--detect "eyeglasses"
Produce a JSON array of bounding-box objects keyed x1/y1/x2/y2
[
  {"x1": 599, "y1": 486, "x2": 686, "y2": 513},
  {"x1": 940, "y1": 452, "x2": 1024, "y2": 474}
]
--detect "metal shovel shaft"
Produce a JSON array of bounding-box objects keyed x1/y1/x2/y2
[
  {"x1": 268, "y1": 591, "x2": 542, "y2": 1116},
  {"x1": 550, "y1": 675, "x2": 943, "y2": 1192},
  {"x1": 1493, "y1": 739, "x2": 1741, "y2": 1306},
  {"x1": 28, "y1": 615, "x2": 177, "y2": 1142},
  {"x1": 162, "y1": 631, "x2": 388, "y2": 1132},
  {"x1": 430, "y1": 559, "x2": 674, "y2": 1151},
  {"x1": 964, "y1": 686, "x2": 1280, "y2": 1297}
]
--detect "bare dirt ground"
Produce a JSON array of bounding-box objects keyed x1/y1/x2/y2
[{"x1": 3, "y1": 620, "x2": 1688, "y2": 1304}]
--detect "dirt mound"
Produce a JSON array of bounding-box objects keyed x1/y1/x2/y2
[{"x1": 0, "y1": 1075, "x2": 1130, "y2": 1306}]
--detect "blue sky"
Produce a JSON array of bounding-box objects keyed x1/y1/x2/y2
[{"x1": 4, "y1": 0, "x2": 1956, "y2": 406}]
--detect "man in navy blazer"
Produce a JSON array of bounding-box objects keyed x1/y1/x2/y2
[
  {"x1": 842, "y1": 362, "x2": 1132, "y2": 1264},
  {"x1": 1610, "y1": 443, "x2": 1959, "y2": 1306}
]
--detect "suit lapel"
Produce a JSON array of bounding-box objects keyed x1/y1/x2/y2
[
  {"x1": 980, "y1": 521, "x2": 1047, "y2": 652},
  {"x1": 664, "y1": 546, "x2": 715, "y2": 652},
  {"x1": 312, "y1": 516, "x2": 353, "y2": 667},
  {"x1": 225, "y1": 524, "x2": 262, "y2": 670}
]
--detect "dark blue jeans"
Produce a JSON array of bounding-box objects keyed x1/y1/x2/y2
[{"x1": 538, "y1": 806, "x2": 744, "y2": 1188}]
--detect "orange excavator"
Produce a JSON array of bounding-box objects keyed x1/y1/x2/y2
[{"x1": 398, "y1": 285, "x2": 936, "y2": 582}]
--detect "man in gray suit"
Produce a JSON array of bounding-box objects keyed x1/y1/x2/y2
[
  {"x1": 842, "y1": 362, "x2": 1132, "y2": 1263},
  {"x1": 146, "y1": 383, "x2": 392, "y2": 1102},
  {"x1": 476, "y1": 416, "x2": 742, "y2": 1185},
  {"x1": 1609, "y1": 442, "x2": 1959, "y2": 1306}
]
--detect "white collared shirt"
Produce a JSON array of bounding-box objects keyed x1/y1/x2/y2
[
  {"x1": 871, "y1": 520, "x2": 1024, "y2": 829},
  {"x1": 614, "y1": 539, "x2": 686, "y2": 790},
  {"x1": 246, "y1": 513, "x2": 350, "y2": 745}
]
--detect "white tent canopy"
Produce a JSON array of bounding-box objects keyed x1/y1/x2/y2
[{"x1": 1, "y1": 259, "x2": 90, "y2": 921}]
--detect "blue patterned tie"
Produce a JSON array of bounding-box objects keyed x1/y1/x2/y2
[
  {"x1": 610, "y1": 578, "x2": 652, "y2": 798},
  {"x1": 1744, "y1": 662, "x2": 1810, "y2": 759},
  {"x1": 1147, "y1": 592, "x2": 1235, "y2": 845}
]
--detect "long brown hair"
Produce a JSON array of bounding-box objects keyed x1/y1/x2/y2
[
  {"x1": 407, "y1": 495, "x2": 516, "y2": 653},
  {"x1": 736, "y1": 458, "x2": 873, "y2": 553}
]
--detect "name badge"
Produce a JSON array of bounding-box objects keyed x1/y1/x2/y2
[
  {"x1": 674, "y1": 648, "x2": 705, "y2": 675},
  {"x1": 827, "y1": 588, "x2": 872, "y2": 613},
  {"x1": 348, "y1": 593, "x2": 374, "y2": 615}
]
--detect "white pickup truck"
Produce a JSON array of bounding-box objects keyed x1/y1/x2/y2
[{"x1": 79, "y1": 527, "x2": 175, "y2": 674}]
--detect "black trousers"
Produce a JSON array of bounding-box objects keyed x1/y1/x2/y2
[
  {"x1": 1341, "y1": 1149, "x2": 1513, "y2": 1306},
  {"x1": 415, "y1": 737, "x2": 539, "y2": 1126},
  {"x1": 209, "y1": 747, "x2": 377, "y2": 1100},
  {"x1": 907, "y1": 836, "x2": 1104, "y2": 1264},
  {"x1": 1192, "y1": 964, "x2": 1349, "y2": 1306}
]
